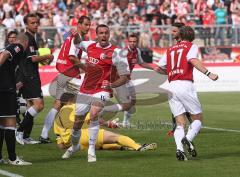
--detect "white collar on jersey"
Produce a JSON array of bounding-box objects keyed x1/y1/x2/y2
[
  {"x1": 127, "y1": 45, "x2": 137, "y2": 52},
  {"x1": 96, "y1": 42, "x2": 112, "y2": 49}
]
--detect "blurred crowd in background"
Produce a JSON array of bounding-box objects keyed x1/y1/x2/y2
[{"x1": 0, "y1": 0, "x2": 240, "y2": 49}]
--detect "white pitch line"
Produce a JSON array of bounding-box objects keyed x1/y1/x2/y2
[
  {"x1": 0, "y1": 169, "x2": 24, "y2": 177},
  {"x1": 202, "y1": 126, "x2": 240, "y2": 133},
  {"x1": 129, "y1": 122, "x2": 240, "y2": 133}
]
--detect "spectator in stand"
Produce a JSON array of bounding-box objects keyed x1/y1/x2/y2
[
  {"x1": 4, "y1": 30, "x2": 17, "y2": 47},
  {"x1": 230, "y1": 0, "x2": 240, "y2": 45},
  {"x1": 15, "y1": 10, "x2": 25, "y2": 27},
  {"x1": 201, "y1": 6, "x2": 215, "y2": 46},
  {"x1": 2, "y1": 11, "x2": 15, "y2": 30},
  {"x1": 214, "y1": 2, "x2": 227, "y2": 46},
  {"x1": 150, "y1": 18, "x2": 161, "y2": 47},
  {"x1": 139, "y1": 26, "x2": 151, "y2": 49}
]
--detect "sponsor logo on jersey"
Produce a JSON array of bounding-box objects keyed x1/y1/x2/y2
[
  {"x1": 14, "y1": 46, "x2": 20, "y2": 53},
  {"x1": 88, "y1": 57, "x2": 99, "y2": 64},
  {"x1": 30, "y1": 46, "x2": 35, "y2": 53}
]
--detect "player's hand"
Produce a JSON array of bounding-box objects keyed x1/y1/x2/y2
[
  {"x1": 101, "y1": 80, "x2": 111, "y2": 90},
  {"x1": 154, "y1": 67, "x2": 160, "y2": 73},
  {"x1": 107, "y1": 118, "x2": 120, "y2": 128},
  {"x1": 47, "y1": 54, "x2": 54, "y2": 61},
  {"x1": 209, "y1": 73, "x2": 218, "y2": 81},
  {"x1": 16, "y1": 82, "x2": 23, "y2": 90}
]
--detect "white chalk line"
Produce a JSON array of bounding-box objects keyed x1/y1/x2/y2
[{"x1": 0, "y1": 169, "x2": 24, "y2": 177}]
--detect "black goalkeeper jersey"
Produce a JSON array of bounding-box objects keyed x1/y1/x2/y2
[
  {"x1": 0, "y1": 43, "x2": 25, "y2": 92},
  {"x1": 22, "y1": 31, "x2": 40, "y2": 81}
]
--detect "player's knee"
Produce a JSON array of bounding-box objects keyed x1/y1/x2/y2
[
  {"x1": 122, "y1": 102, "x2": 132, "y2": 111},
  {"x1": 191, "y1": 113, "x2": 203, "y2": 121}
]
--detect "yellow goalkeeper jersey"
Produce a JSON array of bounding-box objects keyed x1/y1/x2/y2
[{"x1": 53, "y1": 104, "x2": 104, "y2": 149}]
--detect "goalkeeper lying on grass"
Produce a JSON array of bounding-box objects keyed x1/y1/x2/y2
[{"x1": 54, "y1": 93, "x2": 157, "y2": 159}]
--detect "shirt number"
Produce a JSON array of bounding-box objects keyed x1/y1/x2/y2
[{"x1": 170, "y1": 49, "x2": 183, "y2": 70}]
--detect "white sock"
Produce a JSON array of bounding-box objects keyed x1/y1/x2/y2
[
  {"x1": 103, "y1": 104, "x2": 122, "y2": 113},
  {"x1": 27, "y1": 106, "x2": 38, "y2": 117},
  {"x1": 174, "y1": 125, "x2": 185, "y2": 151},
  {"x1": 186, "y1": 120, "x2": 202, "y2": 142},
  {"x1": 41, "y1": 108, "x2": 58, "y2": 139},
  {"x1": 88, "y1": 120, "x2": 99, "y2": 156},
  {"x1": 123, "y1": 111, "x2": 131, "y2": 125}
]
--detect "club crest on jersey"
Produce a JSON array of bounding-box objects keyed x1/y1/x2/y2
[
  {"x1": 131, "y1": 58, "x2": 137, "y2": 64},
  {"x1": 14, "y1": 46, "x2": 20, "y2": 53},
  {"x1": 100, "y1": 53, "x2": 107, "y2": 60},
  {"x1": 88, "y1": 57, "x2": 99, "y2": 64},
  {"x1": 30, "y1": 46, "x2": 35, "y2": 53}
]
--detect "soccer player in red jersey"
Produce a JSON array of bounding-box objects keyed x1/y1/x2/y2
[
  {"x1": 39, "y1": 16, "x2": 91, "y2": 143},
  {"x1": 67, "y1": 24, "x2": 130, "y2": 162},
  {"x1": 100, "y1": 33, "x2": 155, "y2": 127},
  {"x1": 155, "y1": 26, "x2": 218, "y2": 161}
]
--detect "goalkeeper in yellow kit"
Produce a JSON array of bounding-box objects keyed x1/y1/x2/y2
[{"x1": 54, "y1": 93, "x2": 157, "y2": 159}]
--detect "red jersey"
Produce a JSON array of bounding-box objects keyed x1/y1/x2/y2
[
  {"x1": 79, "y1": 42, "x2": 130, "y2": 94},
  {"x1": 126, "y1": 46, "x2": 144, "y2": 73},
  {"x1": 56, "y1": 34, "x2": 82, "y2": 77},
  {"x1": 159, "y1": 41, "x2": 199, "y2": 82}
]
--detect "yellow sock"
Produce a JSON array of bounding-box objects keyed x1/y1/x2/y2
[
  {"x1": 102, "y1": 144, "x2": 122, "y2": 150},
  {"x1": 117, "y1": 135, "x2": 141, "y2": 150}
]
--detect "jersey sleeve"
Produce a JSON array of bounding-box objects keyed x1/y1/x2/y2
[
  {"x1": 5, "y1": 44, "x2": 24, "y2": 61},
  {"x1": 186, "y1": 44, "x2": 199, "y2": 61},
  {"x1": 112, "y1": 48, "x2": 130, "y2": 76},
  {"x1": 136, "y1": 48, "x2": 144, "y2": 64},
  {"x1": 158, "y1": 52, "x2": 167, "y2": 69},
  {"x1": 68, "y1": 37, "x2": 79, "y2": 57},
  {"x1": 78, "y1": 41, "x2": 95, "y2": 52}
]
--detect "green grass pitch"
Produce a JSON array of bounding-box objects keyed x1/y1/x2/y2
[{"x1": 1, "y1": 92, "x2": 240, "y2": 177}]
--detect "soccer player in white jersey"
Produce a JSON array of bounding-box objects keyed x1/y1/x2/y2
[
  {"x1": 155, "y1": 26, "x2": 218, "y2": 161},
  {"x1": 66, "y1": 24, "x2": 130, "y2": 162}
]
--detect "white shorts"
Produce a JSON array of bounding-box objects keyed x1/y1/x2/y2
[
  {"x1": 167, "y1": 80, "x2": 202, "y2": 117},
  {"x1": 114, "y1": 80, "x2": 136, "y2": 103},
  {"x1": 75, "y1": 91, "x2": 110, "y2": 116},
  {"x1": 55, "y1": 74, "x2": 72, "y2": 100}
]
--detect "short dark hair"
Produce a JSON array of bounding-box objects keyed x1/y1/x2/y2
[
  {"x1": 7, "y1": 30, "x2": 18, "y2": 38},
  {"x1": 179, "y1": 26, "x2": 195, "y2": 42},
  {"x1": 172, "y1": 22, "x2": 185, "y2": 28},
  {"x1": 96, "y1": 24, "x2": 109, "y2": 34},
  {"x1": 60, "y1": 92, "x2": 76, "y2": 104},
  {"x1": 23, "y1": 13, "x2": 39, "y2": 25},
  {"x1": 78, "y1": 15, "x2": 90, "y2": 24},
  {"x1": 128, "y1": 33, "x2": 138, "y2": 40}
]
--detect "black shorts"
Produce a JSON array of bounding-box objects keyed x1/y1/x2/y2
[
  {"x1": 0, "y1": 92, "x2": 17, "y2": 117},
  {"x1": 22, "y1": 78, "x2": 43, "y2": 99}
]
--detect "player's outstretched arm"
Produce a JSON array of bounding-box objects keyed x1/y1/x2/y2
[
  {"x1": 32, "y1": 54, "x2": 54, "y2": 63},
  {"x1": 154, "y1": 66, "x2": 167, "y2": 75},
  {"x1": 190, "y1": 58, "x2": 218, "y2": 81}
]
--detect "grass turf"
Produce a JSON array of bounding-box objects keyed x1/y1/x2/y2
[{"x1": 1, "y1": 92, "x2": 240, "y2": 177}]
